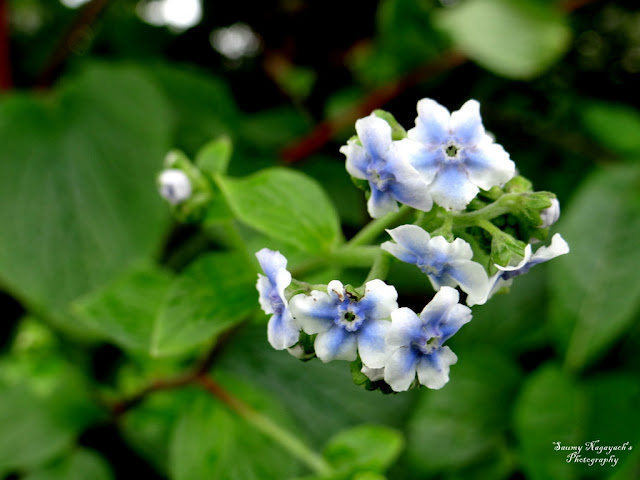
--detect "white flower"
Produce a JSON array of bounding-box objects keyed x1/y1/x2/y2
[
  {"x1": 381, "y1": 224, "x2": 489, "y2": 306},
  {"x1": 398, "y1": 98, "x2": 515, "y2": 211},
  {"x1": 289, "y1": 279, "x2": 397, "y2": 368},
  {"x1": 256, "y1": 249, "x2": 300, "y2": 350},
  {"x1": 384, "y1": 287, "x2": 471, "y2": 391},
  {"x1": 469, "y1": 233, "x2": 570, "y2": 306},
  {"x1": 539, "y1": 198, "x2": 561, "y2": 229},
  {"x1": 158, "y1": 169, "x2": 192, "y2": 205},
  {"x1": 341, "y1": 114, "x2": 432, "y2": 218}
]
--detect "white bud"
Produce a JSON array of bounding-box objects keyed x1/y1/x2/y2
[
  {"x1": 158, "y1": 169, "x2": 192, "y2": 205},
  {"x1": 539, "y1": 198, "x2": 560, "y2": 228}
]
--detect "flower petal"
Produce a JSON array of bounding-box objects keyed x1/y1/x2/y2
[
  {"x1": 438, "y1": 303, "x2": 472, "y2": 344},
  {"x1": 419, "y1": 286, "x2": 460, "y2": 335},
  {"x1": 255, "y1": 248, "x2": 288, "y2": 285},
  {"x1": 388, "y1": 176, "x2": 433, "y2": 213},
  {"x1": 393, "y1": 139, "x2": 442, "y2": 184},
  {"x1": 409, "y1": 98, "x2": 451, "y2": 146},
  {"x1": 341, "y1": 140, "x2": 369, "y2": 180},
  {"x1": 530, "y1": 233, "x2": 570, "y2": 265},
  {"x1": 450, "y1": 99, "x2": 485, "y2": 147},
  {"x1": 388, "y1": 307, "x2": 422, "y2": 348},
  {"x1": 357, "y1": 320, "x2": 391, "y2": 369},
  {"x1": 380, "y1": 241, "x2": 419, "y2": 266},
  {"x1": 355, "y1": 114, "x2": 392, "y2": 162},
  {"x1": 361, "y1": 365, "x2": 385, "y2": 382},
  {"x1": 289, "y1": 290, "x2": 335, "y2": 335},
  {"x1": 256, "y1": 275, "x2": 274, "y2": 314},
  {"x1": 358, "y1": 279, "x2": 398, "y2": 320},
  {"x1": 429, "y1": 162, "x2": 479, "y2": 211},
  {"x1": 268, "y1": 309, "x2": 300, "y2": 350},
  {"x1": 416, "y1": 346, "x2": 458, "y2": 389},
  {"x1": 367, "y1": 187, "x2": 399, "y2": 219},
  {"x1": 464, "y1": 141, "x2": 515, "y2": 191},
  {"x1": 314, "y1": 327, "x2": 358, "y2": 363},
  {"x1": 385, "y1": 225, "x2": 432, "y2": 257},
  {"x1": 384, "y1": 347, "x2": 419, "y2": 392},
  {"x1": 443, "y1": 259, "x2": 489, "y2": 307}
]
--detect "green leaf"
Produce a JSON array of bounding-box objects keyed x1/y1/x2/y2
[
  {"x1": 151, "y1": 251, "x2": 256, "y2": 356},
  {"x1": 217, "y1": 168, "x2": 342, "y2": 254},
  {"x1": 513, "y1": 364, "x2": 587, "y2": 480},
  {"x1": 169, "y1": 375, "x2": 303, "y2": 480},
  {"x1": 195, "y1": 136, "x2": 233, "y2": 177},
  {"x1": 0, "y1": 63, "x2": 171, "y2": 332},
  {"x1": 72, "y1": 264, "x2": 173, "y2": 353},
  {"x1": 144, "y1": 63, "x2": 241, "y2": 156},
  {"x1": 581, "y1": 102, "x2": 640, "y2": 157},
  {"x1": 434, "y1": 0, "x2": 572, "y2": 79},
  {"x1": 23, "y1": 448, "x2": 114, "y2": 480},
  {"x1": 549, "y1": 165, "x2": 640, "y2": 371},
  {"x1": 406, "y1": 349, "x2": 522, "y2": 473},
  {"x1": 324, "y1": 425, "x2": 403, "y2": 475}
]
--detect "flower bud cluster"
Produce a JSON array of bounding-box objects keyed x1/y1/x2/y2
[{"x1": 255, "y1": 98, "x2": 570, "y2": 393}]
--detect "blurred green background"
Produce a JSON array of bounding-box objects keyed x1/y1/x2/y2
[{"x1": 1, "y1": 0, "x2": 639, "y2": 479}]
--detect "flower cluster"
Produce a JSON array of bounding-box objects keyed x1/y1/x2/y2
[{"x1": 254, "y1": 97, "x2": 569, "y2": 393}]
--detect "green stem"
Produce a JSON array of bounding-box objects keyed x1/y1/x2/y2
[
  {"x1": 451, "y1": 194, "x2": 516, "y2": 227},
  {"x1": 198, "y1": 376, "x2": 332, "y2": 476},
  {"x1": 363, "y1": 250, "x2": 393, "y2": 284},
  {"x1": 347, "y1": 205, "x2": 413, "y2": 247},
  {"x1": 291, "y1": 245, "x2": 379, "y2": 277},
  {"x1": 477, "y1": 218, "x2": 505, "y2": 238}
]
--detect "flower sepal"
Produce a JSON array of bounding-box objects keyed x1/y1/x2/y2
[
  {"x1": 490, "y1": 230, "x2": 527, "y2": 271},
  {"x1": 372, "y1": 109, "x2": 407, "y2": 140}
]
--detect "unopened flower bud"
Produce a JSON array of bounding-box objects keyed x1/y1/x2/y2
[
  {"x1": 158, "y1": 169, "x2": 192, "y2": 205},
  {"x1": 539, "y1": 198, "x2": 560, "y2": 228}
]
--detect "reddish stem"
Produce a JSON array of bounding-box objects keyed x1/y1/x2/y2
[{"x1": 0, "y1": 0, "x2": 11, "y2": 90}]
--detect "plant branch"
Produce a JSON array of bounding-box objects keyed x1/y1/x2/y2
[
  {"x1": 281, "y1": 50, "x2": 468, "y2": 163},
  {"x1": 346, "y1": 205, "x2": 413, "y2": 247},
  {"x1": 0, "y1": 0, "x2": 11, "y2": 89},
  {"x1": 198, "y1": 375, "x2": 332, "y2": 476},
  {"x1": 36, "y1": 0, "x2": 111, "y2": 87}
]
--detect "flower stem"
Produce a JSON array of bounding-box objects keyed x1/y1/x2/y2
[
  {"x1": 197, "y1": 376, "x2": 332, "y2": 476},
  {"x1": 347, "y1": 205, "x2": 413, "y2": 247},
  {"x1": 363, "y1": 250, "x2": 393, "y2": 284},
  {"x1": 451, "y1": 194, "x2": 516, "y2": 227},
  {"x1": 291, "y1": 245, "x2": 379, "y2": 277}
]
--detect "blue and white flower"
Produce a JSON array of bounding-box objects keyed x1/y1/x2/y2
[
  {"x1": 256, "y1": 248, "x2": 300, "y2": 350},
  {"x1": 469, "y1": 233, "x2": 570, "y2": 306},
  {"x1": 341, "y1": 114, "x2": 433, "y2": 218},
  {"x1": 289, "y1": 279, "x2": 397, "y2": 367},
  {"x1": 399, "y1": 98, "x2": 515, "y2": 211},
  {"x1": 381, "y1": 225, "x2": 489, "y2": 306},
  {"x1": 158, "y1": 169, "x2": 192, "y2": 205},
  {"x1": 384, "y1": 287, "x2": 471, "y2": 391}
]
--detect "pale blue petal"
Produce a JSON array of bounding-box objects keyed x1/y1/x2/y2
[
  {"x1": 409, "y1": 98, "x2": 451, "y2": 146},
  {"x1": 256, "y1": 275, "x2": 274, "y2": 314},
  {"x1": 355, "y1": 114, "x2": 392, "y2": 162},
  {"x1": 416, "y1": 346, "x2": 457, "y2": 389},
  {"x1": 289, "y1": 290, "x2": 335, "y2": 335},
  {"x1": 380, "y1": 241, "x2": 419, "y2": 266},
  {"x1": 429, "y1": 162, "x2": 479, "y2": 211},
  {"x1": 450, "y1": 99, "x2": 484, "y2": 147},
  {"x1": 394, "y1": 139, "x2": 443, "y2": 183},
  {"x1": 256, "y1": 248, "x2": 288, "y2": 285},
  {"x1": 419, "y1": 286, "x2": 460, "y2": 336},
  {"x1": 357, "y1": 320, "x2": 391, "y2": 369},
  {"x1": 341, "y1": 140, "x2": 369, "y2": 180},
  {"x1": 443, "y1": 259, "x2": 489, "y2": 307},
  {"x1": 384, "y1": 347, "x2": 419, "y2": 392},
  {"x1": 356, "y1": 279, "x2": 398, "y2": 321},
  {"x1": 385, "y1": 225, "x2": 432, "y2": 257},
  {"x1": 387, "y1": 307, "x2": 422, "y2": 348},
  {"x1": 438, "y1": 303, "x2": 472, "y2": 344},
  {"x1": 389, "y1": 178, "x2": 433, "y2": 212},
  {"x1": 314, "y1": 327, "x2": 358, "y2": 363},
  {"x1": 268, "y1": 309, "x2": 300, "y2": 350},
  {"x1": 367, "y1": 187, "x2": 399, "y2": 219},
  {"x1": 464, "y1": 141, "x2": 515, "y2": 190}
]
